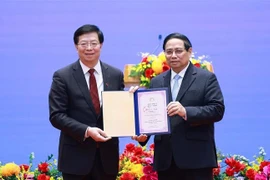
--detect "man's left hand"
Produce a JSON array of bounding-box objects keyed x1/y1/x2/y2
[
  {"x1": 131, "y1": 134, "x2": 148, "y2": 142},
  {"x1": 129, "y1": 86, "x2": 139, "y2": 93},
  {"x1": 167, "y1": 101, "x2": 186, "y2": 119}
]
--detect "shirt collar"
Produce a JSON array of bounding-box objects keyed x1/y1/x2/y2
[
  {"x1": 171, "y1": 61, "x2": 190, "y2": 80},
  {"x1": 79, "y1": 60, "x2": 102, "y2": 75}
]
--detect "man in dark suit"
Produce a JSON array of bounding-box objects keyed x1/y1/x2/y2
[
  {"x1": 132, "y1": 33, "x2": 225, "y2": 180},
  {"x1": 49, "y1": 24, "x2": 124, "y2": 180}
]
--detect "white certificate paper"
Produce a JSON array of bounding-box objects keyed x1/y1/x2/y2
[{"x1": 137, "y1": 90, "x2": 169, "y2": 134}]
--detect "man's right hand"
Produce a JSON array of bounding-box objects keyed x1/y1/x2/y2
[{"x1": 87, "y1": 127, "x2": 111, "y2": 142}]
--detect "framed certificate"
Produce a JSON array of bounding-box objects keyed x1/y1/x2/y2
[{"x1": 102, "y1": 88, "x2": 170, "y2": 137}]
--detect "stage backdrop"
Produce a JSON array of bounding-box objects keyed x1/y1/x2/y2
[{"x1": 1, "y1": 0, "x2": 269, "y2": 164}]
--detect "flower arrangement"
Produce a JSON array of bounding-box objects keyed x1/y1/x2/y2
[
  {"x1": 0, "y1": 145, "x2": 269, "y2": 180},
  {"x1": 190, "y1": 52, "x2": 213, "y2": 72},
  {"x1": 128, "y1": 52, "x2": 213, "y2": 88},
  {"x1": 0, "y1": 153, "x2": 62, "y2": 180},
  {"x1": 214, "y1": 147, "x2": 270, "y2": 179},
  {"x1": 117, "y1": 143, "x2": 157, "y2": 180},
  {"x1": 128, "y1": 52, "x2": 170, "y2": 88},
  {"x1": 118, "y1": 144, "x2": 270, "y2": 180}
]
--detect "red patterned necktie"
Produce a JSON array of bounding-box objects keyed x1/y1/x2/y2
[{"x1": 89, "y1": 69, "x2": 100, "y2": 114}]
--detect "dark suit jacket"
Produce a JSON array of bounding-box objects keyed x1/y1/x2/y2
[
  {"x1": 143, "y1": 63, "x2": 225, "y2": 171},
  {"x1": 49, "y1": 60, "x2": 124, "y2": 175}
]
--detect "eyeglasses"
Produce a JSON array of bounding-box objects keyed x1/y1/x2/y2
[
  {"x1": 77, "y1": 42, "x2": 100, "y2": 48},
  {"x1": 165, "y1": 49, "x2": 184, "y2": 56}
]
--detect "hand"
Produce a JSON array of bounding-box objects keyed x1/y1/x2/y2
[
  {"x1": 131, "y1": 134, "x2": 148, "y2": 142},
  {"x1": 129, "y1": 86, "x2": 139, "y2": 93},
  {"x1": 167, "y1": 101, "x2": 186, "y2": 118},
  {"x1": 87, "y1": 127, "x2": 111, "y2": 142}
]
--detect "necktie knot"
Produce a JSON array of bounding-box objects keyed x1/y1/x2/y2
[
  {"x1": 174, "y1": 74, "x2": 181, "y2": 81},
  {"x1": 89, "y1": 69, "x2": 95, "y2": 75}
]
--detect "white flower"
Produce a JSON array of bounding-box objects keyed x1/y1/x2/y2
[
  {"x1": 259, "y1": 147, "x2": 266, "y2": 156},
  {"x1": 240, "y1": 155, "x2": 249, "y2": 161},
  {"x1": 139, "y1": 52, "x2": 150, "y2": 58},
  {"x1": 237, "y1": 177, "x2": 245, "y2": 180},
  {"x1": 198, "y1": 55, "x2": 206, "y2": 60},
  {"x1": 54, "y1": 159, "x2": 58, "y2": 166}
]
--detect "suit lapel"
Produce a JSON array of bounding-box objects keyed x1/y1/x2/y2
[
  {"x1": 96, "y1": 62, "x2": 111, "y2": 119},
  {"x1": 163, "y1": 70, "x2": 173, "y2": 102},
  {"x1": 176, "y1": 63, "x2": 197, "y2": 101},
  {"x1": 101, "y1": 62, "x2": 110, "y2": 91},
  {"x1": 72, "y1": 61, "x2": 96, "y2": 114}
]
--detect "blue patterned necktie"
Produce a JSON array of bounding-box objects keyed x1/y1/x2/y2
[{"x1": 172, "y1": 74, "x2": 181, "y2": 101}]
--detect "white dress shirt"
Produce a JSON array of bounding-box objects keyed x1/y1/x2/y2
[
  {"x1": 79, "y1": 60, "x2": 103, "y2": 106},
  {"x1": 170, "y1": 62, "x2": 190, "y2": 120},
  {"x1": 79, "y1": 60, "x2": 104, "y2": 139},
  {"x1": 170, "y1": 62, "x2": 190, "y2": 93}
]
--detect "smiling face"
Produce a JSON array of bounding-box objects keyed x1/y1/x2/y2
[
  {"x1": 164, "y1": 38, "x2": 192, "y2": 73},
  {"x1": 75, "y1": 32, "x2": 102, "y2": 68}
]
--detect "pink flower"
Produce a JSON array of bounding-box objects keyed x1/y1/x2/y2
[
  {"x1": 255, "y1": 173, "x2": 267, "y2": 180},
  {"x1": 144, "y1": 157, "x2": 153, "y2": 165},
  {"x1": 263, "y1": 164, "x2": 270, "y2": 176},
  {"x1": 26, "y1": 174, "x2": 34, "y2": 180}
]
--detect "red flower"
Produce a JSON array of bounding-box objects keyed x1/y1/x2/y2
[
  {"x1": 37, "y1": 174, "x2": 50, "y2": 180},
  {"x1": 246, "y1": 169, "x2": 257, "y2": 180},
  {"x1": 125, "y1": 143, "x2": 135, "y2": 153},
  {"x1": 194, "y1": 63, "x2": 201, "y2": 68},
  {"x1": 130, "y1": 156, "x2": 142, "y2": 164},
  {"x1": 38, "y1": 162, "x2": 49, "y2": 173},
  {"x1": 143, "y1": 165, "x2": 155, "y2": 174},
  {"x1": 142, "y1": 151, "x2": 152, "y2": 158},
  {"x1": 225, "y1": 157, "x2": 245, "y2": 173},
  {"x1": 145, "y1": 68, "x2": 154, "y2": 78},
  {"x1": 141, "y1": 57, "x2": 149, "y2": 64},
  {"x1": 213, "y1": 164, "x2": 220, "y2": 176},
  {"x1": 162, "y1": 64, "x2": 170, "y2": 72},
  {"x1": 20, "y1": 164, "x2": 29, "y2": 171},
  {"x1": 225, "y1": 167, "x2": 235, "y2": 176},
  {"x1": 134, "y1": 146, "x2": 144, "y2": 156},
  {"x1": 234, "y1": 161, "x2": 245, "y2": 172},
  {"x1": 149, "y1": 144, "x2": 155, "y2": 151},
  {"x1": 119, "y1": 172, "x2": 135, "y2": 180},
  {"x1": 141, "y1": 174, "x2": 158, "y2": 180},
  {"x1": 225, "y1": 157, "x2": 236, "y2": 167}
]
